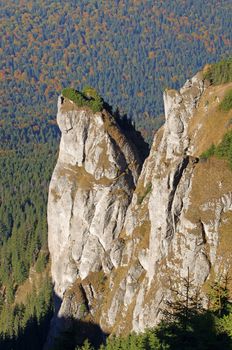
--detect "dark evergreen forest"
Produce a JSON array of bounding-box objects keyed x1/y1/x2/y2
[
  {"x1": 1, "y1": 0, "x2": 231, "y2": 141},
  {"x1": 0, "y1": 0, "x2": 232, "y2": 348}
]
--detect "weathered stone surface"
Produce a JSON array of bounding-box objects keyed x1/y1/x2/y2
[
  {"x1": 99, "y1": 72, "x2": 232, "y2": 334},
  {"x1": 48, "y1": 97, "x2": 141, "y2": 298},
  {"x1": 46, "y1": 96, "x2": 141, "y2": 346},
  {"x1": 47, "y1": 73, "x2": 232, "y2": 345}
]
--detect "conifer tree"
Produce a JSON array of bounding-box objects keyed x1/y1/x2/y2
[
  {"x1": 208, "y1": 272, "x2": 230, "y2": 316},
  {"x1": 163, "y1": 267, "x2": 202, "y2": 331}
]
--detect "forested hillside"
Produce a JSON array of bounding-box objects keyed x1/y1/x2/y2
[
  {"x1": 1, "y1": 0, "x2": 231, "y2": 141},
  {"x1": 0, "y1": 0, "x2": 231, "y2": 348},
  {"x1": 0, "y1": 130, "x2": 58, "y2": 348}
]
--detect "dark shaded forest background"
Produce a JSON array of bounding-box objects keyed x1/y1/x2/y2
[{"x1": 0, "y1": 0, "x2": 231, "y2": 348}]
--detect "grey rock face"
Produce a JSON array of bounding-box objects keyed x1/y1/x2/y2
[
  {"x1": 100, "y1": 72, "x2": 232, "y2": 333},
  {"x1": 47, "y1": 72, "x2": 232, "y2": 343},
  {"x1": 48, "y1": 97, "x2": 141, "y2": 299}
]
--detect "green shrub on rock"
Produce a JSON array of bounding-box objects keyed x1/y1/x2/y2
[
  {"x1": 62, "y1": 86, "x2": 103, "y2": 113},
  {"x1": 200, "y1": 130, "x2": 232, "y2": 168},
  {"x1": 204, "y1": 58, "x2": 232, "y2": 85}
]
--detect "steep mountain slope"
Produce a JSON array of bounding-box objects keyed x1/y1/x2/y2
[
  {"x1": 99, "y1": 74, "x2": 232, "y2": 334},
  {"x1": 47, "y1": 70, "x2": 232, "y2": 346}
]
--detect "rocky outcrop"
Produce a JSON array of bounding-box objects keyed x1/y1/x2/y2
[
  {"x1": 98, "y1": 73, "x2": 232, "y2": 334},
  {"x1": 47, "y1": 96, "x2": 142, "y2": 339},
  {"x1": 47, "y1": 73, "x2": 232, "y2": 343}
]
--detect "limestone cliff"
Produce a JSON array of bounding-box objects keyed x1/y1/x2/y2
[
  {"x1": 98, "y1": 74, "x2": 232, "y2": 334},
  {"x1": 47, "y1": 96, "x2": 142, "y2": 341},
  {"x1": 47, "y1": 73, "x2": 232, "y2": 343}
]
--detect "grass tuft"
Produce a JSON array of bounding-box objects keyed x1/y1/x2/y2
[
  {"x1": 200, "y1": 130, "x2": 232, "y2": 169},
  {"x1": 219, "y1": 89, "x2": 232, "y2": 112}
]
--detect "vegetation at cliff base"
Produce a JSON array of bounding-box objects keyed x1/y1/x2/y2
[
  {"x1": 0, "y1": 124, "x2": 58, "y2": 349},
  {"x1": 0, "y1": 143, "x2": 57, "y2": 288},
  {"x1": 62, "y1": 86, "x2": 103, "y2": 113},
  {"x1": 0, "y1": 275, "x2": 53, "y2": 350},
  {"x1": 71, "y1": 272, "x2": 232, "y2": 350},
  {"x1": 204, "y1": 58, "x2": 232, "y2": 85}
]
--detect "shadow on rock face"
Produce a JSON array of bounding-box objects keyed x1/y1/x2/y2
[
  {"x1": 48, "y1": 317, "x2": 108, "y2": 350},
  {"x1": 104, "y1": 102, "x2": 150, "y2": 163},
  {"x1": 0, "y1": 288, "x2": 107, "y2": 350},
  {"x1": 44, "y1": 291, "x2": 108, "y2": 350}
]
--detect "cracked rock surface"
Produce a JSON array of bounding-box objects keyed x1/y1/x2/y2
[
  {"x1": 98, "y1": 72, "x2": 232, "y2": 333},
  {"x1": 48, "y1": 97, "x2": 141, "y2": 299},
  {"x1": 47, "y1": 73, "x2": 232, "y2": 344}
]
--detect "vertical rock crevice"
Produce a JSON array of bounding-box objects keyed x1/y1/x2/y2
[
  {"x1": 47, "y1": 96, "x2": 142, "y2": 344},
  {"x1": 47, "y1": 72, "x2": 232, "y2": 344}
]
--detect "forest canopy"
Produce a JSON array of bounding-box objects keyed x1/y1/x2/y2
[{"x1": 1, "y1": 0, "x2": 231, "y2": 142}]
